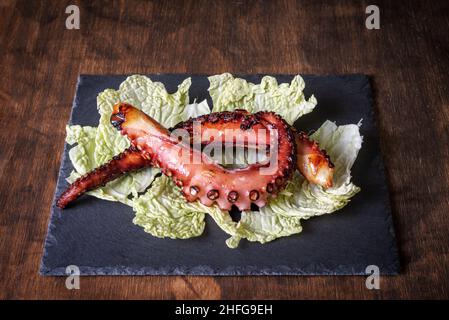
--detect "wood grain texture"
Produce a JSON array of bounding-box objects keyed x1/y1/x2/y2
[{"x1": 0, "y1": 0, "x2": 448, "y2": 299}]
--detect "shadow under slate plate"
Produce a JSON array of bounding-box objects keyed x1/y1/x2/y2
[{"x1": 41, "y1": 74, "x2": 399, "y2": 276}]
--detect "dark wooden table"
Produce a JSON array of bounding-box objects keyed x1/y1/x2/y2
[{"x1": 1, "y1": 0, "x2": 448, "y2": 299}]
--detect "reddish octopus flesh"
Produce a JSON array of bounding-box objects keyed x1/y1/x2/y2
[{"x1": 57, "y1": 103, "x2": 334, "y2": 211}]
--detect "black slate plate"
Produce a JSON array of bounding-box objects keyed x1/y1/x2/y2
[{"x1": 41, "y1": 74, "x2": 399, "y2": 275}]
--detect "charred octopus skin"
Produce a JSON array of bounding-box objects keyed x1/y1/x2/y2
[
  {"x1": 295, "y1": 131, "x2": 334, "y2": 188},
  {"x1": 56, "y1": 146, "x2": 150, "y2": 209},
  {"x1": 109, "y1": 103, "x2": 297, "y2": 211},
  {"x1": 57, "y1": 103, "x2": 334, "y2": 210}
]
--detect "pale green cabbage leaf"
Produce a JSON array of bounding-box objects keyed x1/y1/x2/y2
[{"x1": 208, "y1": 73, "x2": 317, "y2": 125}]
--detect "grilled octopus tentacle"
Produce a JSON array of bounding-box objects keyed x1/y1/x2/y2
[
  {"x1": 56, "y1": 147, "x2": 149, "y2": 208},
  {"x1": 295, "y1": 131, "x2": 334, "y2": 188},
  {"x1": 111, "y1": 103, "x2": 297, "y2": 211},
  {"x1": 57, "y1": 103, "x2": 334, "y2": 209},
  {"x1": 173, "y1": 111, "x2": 334, "y2": 188}
]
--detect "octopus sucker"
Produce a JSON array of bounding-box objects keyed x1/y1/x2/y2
[
  {"x1": 249, "y1": 190, "x2": 260, "y2": 201},
  {"x1": 190, "y1": 186, "x2": 199, "y2": 196},
  {"x1": 57, "y1": 103, "x2": 334, "y2": 210},
  {"x1": 227, "y1": 191, "x2": 239, "y2": 203},
  {"x1": 207, "y1": 189, "x2": 220, "y2": 200}
]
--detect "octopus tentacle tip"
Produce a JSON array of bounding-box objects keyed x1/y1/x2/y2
[{"x1": 56, "y1": 147, "x2": 149, "y2": 209}]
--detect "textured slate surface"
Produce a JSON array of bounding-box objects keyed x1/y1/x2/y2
[{"x1": 41, "y1": 74, "x2": 400, "y2": 276}]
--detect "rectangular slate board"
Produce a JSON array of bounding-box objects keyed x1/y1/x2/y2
[{"x1": 41, "y1": 74, "x2": 400, "y2": 276}]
